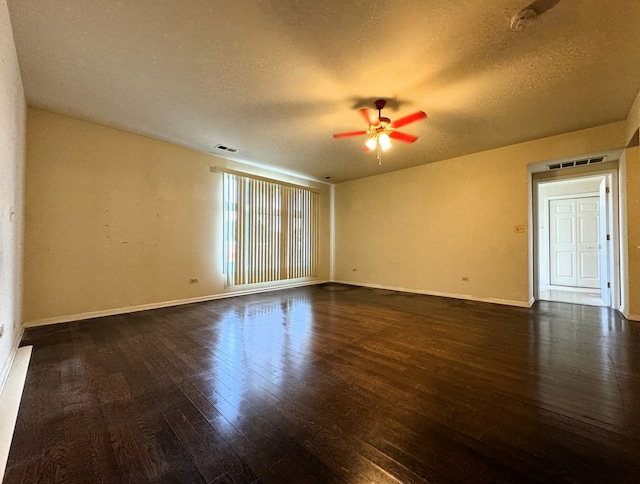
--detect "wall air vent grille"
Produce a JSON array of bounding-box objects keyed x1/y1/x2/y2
[
  {"x1": 214, "y1": 144, "x2": 239, "y2": 153},
  {"x1": 547, "y1": 156, "x2": 606, "y2": 171}
]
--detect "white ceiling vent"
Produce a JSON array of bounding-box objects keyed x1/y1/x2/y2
[
  {"x1": 214, "y1": 144, "x2": 239, "y2": 153},
  {"x1": 547, "y1": 156, "x2": 606, "y2": 171}
]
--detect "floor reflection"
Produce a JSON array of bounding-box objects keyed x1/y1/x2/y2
[
  {"x1": 208, "y1": 295, "x2": 314, "y2": 431},
  {"x1": 531, "y1": 302, "x2": 636, "y2": 432}
]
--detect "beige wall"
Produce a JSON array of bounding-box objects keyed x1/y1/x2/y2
[
  {"x1": 627, "y1": 88, "x2": 640, "y2": 144},
  {"x1": 623, "y1": 88, "x2": 640, "y2": 317},
  {"x1": 626, "y1": 147, "x2": 640, "y2": 318},
  {"x1": 334, "y1": 121, "x2": 628, "y2": 307},
  {"x1": 24, "y1": 108, "x2": 331, "y2": 325},
  {"x1": 0, "y1": 0, "x2": 26, "y2": 391},
  {"x1": 20, "y1": 87, "x2": 640, "y2": 323}
]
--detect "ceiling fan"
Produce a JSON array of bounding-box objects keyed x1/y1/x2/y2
[{"x1": 333, "y1": 99, "x2": 427, "y2": 164}]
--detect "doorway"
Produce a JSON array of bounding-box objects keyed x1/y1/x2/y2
[{"x1": 534, "y1": 172, "x2": 618, "y2": 307}]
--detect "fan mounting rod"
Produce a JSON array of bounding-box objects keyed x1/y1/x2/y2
[{"x1": 374, "y1": 99, "x2": 391, "y2": 124}]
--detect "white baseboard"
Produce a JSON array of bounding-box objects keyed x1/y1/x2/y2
[
  {"x1": 0, "y1": 345, "x2": 32, "y2": 481},
  {"x1": 330, "y1": 280, "x2": 533, "y2": 308},
  {"x1": 24, "y1": 279, "x2": 330, "y2": 328},
  {"x1": 0, "y1": 326, "x2": 25, "y2": 398}
]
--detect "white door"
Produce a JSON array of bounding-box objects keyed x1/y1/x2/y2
[{"x1": 549, "y1": 196, "x2": 601, "y2": 288}]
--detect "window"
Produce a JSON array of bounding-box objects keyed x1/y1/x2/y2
[{"x1": 223, "y1": 171, "x2": 318, "y2": 286}]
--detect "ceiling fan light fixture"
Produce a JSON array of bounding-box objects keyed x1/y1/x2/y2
[
  {"x1": 365, "y1": 136, "x2": 378, "y2": 150},
  {"x1": 378, "y1": 132, "x2": 391, "y2": 151}
]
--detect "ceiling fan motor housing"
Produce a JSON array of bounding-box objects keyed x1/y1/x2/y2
[{"x1": 374, "y1": 99, "x2": 387, "y2": 111}]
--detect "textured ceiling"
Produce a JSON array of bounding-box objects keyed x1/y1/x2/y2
[{"x1": 7, "y1": 0, "x2": 640, "y2": 182}]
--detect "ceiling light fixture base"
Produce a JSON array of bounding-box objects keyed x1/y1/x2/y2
[{"x1": 510, "y1": 8, "x2": 537, "y2": 31}]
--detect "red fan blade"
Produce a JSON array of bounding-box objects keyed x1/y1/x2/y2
[
  {"x1": 362, "y1": 144, "x2": 372, "y2": 151},
  {"x1": 390, "y1": 131, "x2": 419, "y2": 143},
  {"x1": 391, "y1": 111, "x2": 427, "y2": 128},
  {"x1": 358, "y1": 108, "x2": 379, "y2": 126},
  {"x1": 333, "y1": 130, "x2": 368, "y2": 139}
]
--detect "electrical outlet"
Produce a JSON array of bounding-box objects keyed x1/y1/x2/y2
[{"x1": 515, "y1": 225, "x2": 526, "y2": 233}]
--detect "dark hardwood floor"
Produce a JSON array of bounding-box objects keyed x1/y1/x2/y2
[{"x1": 5, "y1": 284, "x2": 640, "y2": 483}]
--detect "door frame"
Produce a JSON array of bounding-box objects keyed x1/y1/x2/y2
[{"x1": 531, "y1": 166, "x2": 620, "y2": 309}]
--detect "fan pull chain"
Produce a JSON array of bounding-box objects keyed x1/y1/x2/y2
[{"x1": 376, "y1": 102, "x2": 385, "y2": 164}]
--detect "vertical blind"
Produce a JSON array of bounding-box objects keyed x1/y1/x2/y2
[{"x1": 223, "y1": 172, "x2": 319, "y2": 286}]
